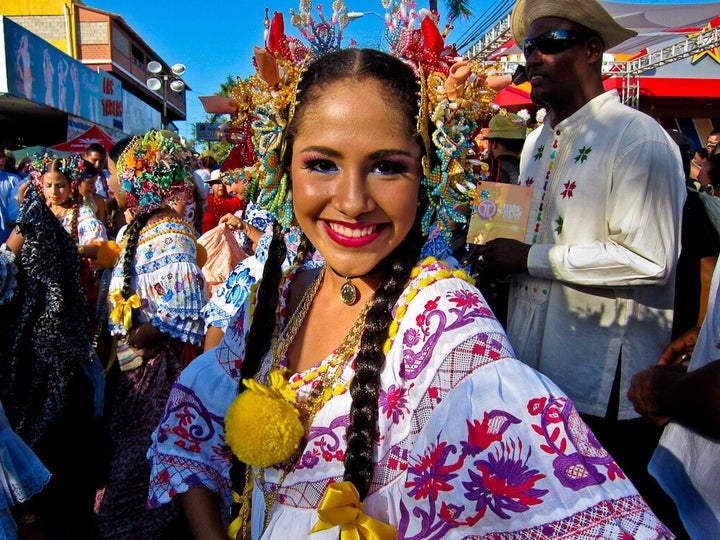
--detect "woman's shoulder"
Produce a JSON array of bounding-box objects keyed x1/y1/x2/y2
[{"x1": 382, "y1": 256, "x2": 505, "y2": 379}]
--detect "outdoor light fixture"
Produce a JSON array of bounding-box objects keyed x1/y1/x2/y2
[
  {"x1": 346, "y1": 11, "x2": 386, "y2": 21},
  {"x1": 146, "y1": 61, "x2": 187, "y2": 129}
]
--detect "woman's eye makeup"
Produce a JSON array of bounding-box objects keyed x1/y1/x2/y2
[
  {"x1": 301, "y1": 158, "x2": 337, "y2": 173},
  {"x1": 371, "y1": 160, "x2": 407, "y2": 175}
]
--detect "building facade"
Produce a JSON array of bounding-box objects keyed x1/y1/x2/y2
[{"x1": 0, "y1": 0, "x2": 187, "y2": 149}]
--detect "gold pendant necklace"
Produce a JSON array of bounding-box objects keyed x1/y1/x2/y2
[
  {"x1": 339, "y1": 277, "x2": 357, "y2": 305},
  {"x1": 327, "y1": 266, "x2": 360, "y2": 305}
]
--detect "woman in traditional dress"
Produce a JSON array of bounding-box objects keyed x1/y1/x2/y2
[
  {"x1": 148, "y1": 4, "x2": 671, "y2": 539},
  {"x1": 1, "y1": 179, "x2": 104, "y2": 539},
  {"x1": 95, "y1": 130, "x2": 206, "y2": 539}
]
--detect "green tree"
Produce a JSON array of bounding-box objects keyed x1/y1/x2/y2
[
  {"x1": 192, "y1": 74, "x2": 237, "y2": 161},
  {"x1": 430, "y1": 0, "x2": 472, "y2": 20}
]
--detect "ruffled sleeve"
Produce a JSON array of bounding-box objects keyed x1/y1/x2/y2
[
  {"x1": 358, "y1": 260, "x2": 671, "y2": 539},
  {"x1": 147, "y1": 350, "x2": 237, "y2": 515},
  {"x1": 0, "y1": 401, "x2": 51, "y2": 508}
]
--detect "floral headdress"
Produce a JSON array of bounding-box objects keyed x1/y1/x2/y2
[
  {"x1": 212, "y1": 0, "x2": 506, "y2": 238},
  {"x1": 28, "y1": 152, "x2": 89, "y2": 194},
  {"x1": 116, "y1": 129, "x2": 195, "y2": 214}
]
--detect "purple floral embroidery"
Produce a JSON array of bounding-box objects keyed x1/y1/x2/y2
[
  {"x1": 463, "y1": 442, "x2": 548, "y2": 521},
  {"x1": 156, "y1": 384, "x2": 226, "y2": 455},
  {"x1": 402, "y1": 289, "x2": 490, "y2": 379},
  {"x1": 379, "y1": 384, "x2": 411, "y2": 423},
  {"x1": 527, "y1": 395, "x2": 622, "y2": 489},
  {"x1": 296, "y1": 415, "x2": 348, "y2": 470},
  {"x1": 407, "y1": 439, "x2": 464, "y2": 501},
  {"x1": 403, "y1": 328, "x2": 421, "y2": 347}
]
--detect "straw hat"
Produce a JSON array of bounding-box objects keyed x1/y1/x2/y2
[
  {"x1": 511, "y1": 0, "x2": 637, "y2": 51},
  {"x1": 486, "y1": 113, "x2": 526, "y2": 140},
  {"x1": 206, "y1": 169, "x2": 222, "y2": 183}
]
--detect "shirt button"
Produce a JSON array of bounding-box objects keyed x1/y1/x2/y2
[{"x1": 556, "y1": 130, "x2": 561, "y2": 136}]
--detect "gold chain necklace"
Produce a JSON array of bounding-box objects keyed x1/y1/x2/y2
[
  {"x1": 270, "y1": 265, "x2": 326, "y2": 362},
  {"x1": 255, "y1": 264, "x2": 374, "y2": 533}
]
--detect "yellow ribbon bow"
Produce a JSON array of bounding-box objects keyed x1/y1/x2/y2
[
  {"x1": 109, "y1": 289, "x2": 141, "y2": 331},
  {"x1": 310, "y1": 481, "x2": 397, "y2": 540}
]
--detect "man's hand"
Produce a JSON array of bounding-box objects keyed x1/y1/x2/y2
[
  {"x1": 475, "y1": 238, "x2": 531, "y2": 275},
  {"x1": 657, "y1": 327, "x2": 700, "y2": 366},
  {"x1": 628, "y1": 365, "x2": 685, "y2": 426}
]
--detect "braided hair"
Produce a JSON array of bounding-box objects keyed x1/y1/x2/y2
[
  {"x1": 230, "y1": 49, "x2": 427, "y2": 502},
  {"x1": 118, "y1": 208, "x2": 164, "y2": 301}
]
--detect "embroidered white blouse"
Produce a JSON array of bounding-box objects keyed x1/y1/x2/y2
[{"x1": 148, "y1": 258, "x2": 670, "y2": 539}]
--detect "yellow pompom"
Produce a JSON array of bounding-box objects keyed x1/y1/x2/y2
[
  {"x1": 95, "y1": 240, "x2": 121, "y2": 269},
  {"x1": 225, "y1": 387, "x2": 304, "y2": 469}
]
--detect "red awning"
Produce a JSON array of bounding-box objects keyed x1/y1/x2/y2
[
  {"x1": 494, "y1": 85, "x2": 533, "y2": 107},
  {"x1": 49, "y1": 125, "x2": 115, "y2": 153}
]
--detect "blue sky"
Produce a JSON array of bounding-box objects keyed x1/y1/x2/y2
[{"x1": 86, "y1": 0, "x2": 716, "y2": 141}]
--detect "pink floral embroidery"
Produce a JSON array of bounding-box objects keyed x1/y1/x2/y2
[
  {"x1": 561, "y1": 180, "x2": 577, "y2": 199},
  {"x1": 379, "y1": 384, "x2": 411, "y2": 423},
  {"x1": 448, "y1": 289, "x2": 482, "y2": 309},
  {"x1": 461, "y1": 411, "x2": 520, "y2": 457}
]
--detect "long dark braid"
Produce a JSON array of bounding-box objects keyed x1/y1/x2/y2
[
  {"x1": 292, "y1": 231, "x2": 313, "y2": 267},
  {"x1": 69, "y1": 192, "x2": 80, "y2": 244},
  {"x1": 120, "y1": 209, "x2": 162, "y2": 300},
  {"x1": 229, "y1": 220, "x2": 288, "y2": 494},
  {"x1": 343, "y1": 207, "x2": 426, "y2": 499}
]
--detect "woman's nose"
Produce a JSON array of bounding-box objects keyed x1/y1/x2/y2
[{"x1": 334, "y1": 171, "x2": 375, "y2": 217}]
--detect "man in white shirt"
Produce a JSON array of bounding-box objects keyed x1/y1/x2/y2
[{"x1": 476, "y1": 0, "x2": 686, "y2": 533}]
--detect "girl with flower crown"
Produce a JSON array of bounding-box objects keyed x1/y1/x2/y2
[
  {"x1": 95, "y1": 130, "x2": 207, "y2": 539},
  {"x1": 147, "y1": 36, "x2": 671, "y2": 540}
]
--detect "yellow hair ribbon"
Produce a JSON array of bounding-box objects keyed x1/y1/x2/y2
[
  {"x1": 310, "y1": 481, "x2": 397, "y2": 540},
  {"x1": 108, "y1": 289, "x2": 141, "y2": 331}
]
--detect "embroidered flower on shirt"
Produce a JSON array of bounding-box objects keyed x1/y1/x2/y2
[
  {"x1": 574, "y1": 146, "x2": 592, "y2": 163},
  {"x1": 460, "y1": 411, "x2": 520, "y2": 457},
  {"x1": 407, "y1": 439, "x2": 464, "y2": 501},
  {"x1": 560, "y1": 181, "x2": 576, "y2": 199},
  {"x1": 533, "y1": 145, "x2": 545, "y2": 161},
  {"x1": 554, "y1": 217, "x2": 564, "y2": 235},
  {"x1": 524, "y1": 177, "x2": 534, "y2": 187},
  {"x1": 463, "y1": 447, "x2": 548, "y2": 520},
  {"x1": 447, "y1": 289, "x2": 482, "y2": 309},
  {"x1": 379, "y1": 384, "x2": 411, "y2": 423}
]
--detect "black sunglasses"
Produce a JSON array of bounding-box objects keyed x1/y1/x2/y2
[{"x1": 523, "y1": 30, "x2": 587, "y2": 58}]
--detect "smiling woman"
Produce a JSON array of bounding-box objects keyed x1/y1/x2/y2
[{"x1": 147, "y1": 3, "x2": 671, "y2": 539}]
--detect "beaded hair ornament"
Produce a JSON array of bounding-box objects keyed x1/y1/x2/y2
[
  {"x1": 116, "y1": 129, "x2": 196, "y2": 214},
  {"x1": 212, "y1": 0, "x2": 503, "y2": 239},
  {"x1": 28, "y1": 152, "x2": 89, "y2": 194}
]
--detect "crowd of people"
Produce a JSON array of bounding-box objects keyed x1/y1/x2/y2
[{"x1": 0, "y1": 0, "x2": 718, "y2": 539}]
